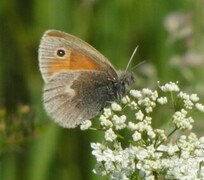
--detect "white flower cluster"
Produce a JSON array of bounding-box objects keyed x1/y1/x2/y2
[
  {"x1": 160, "y1": 133, "x2": 204, "y2": 179},
  {"x1": 82, "y1": 82, "x2": 204, "y2": 179}
]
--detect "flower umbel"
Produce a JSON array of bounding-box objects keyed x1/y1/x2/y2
[{"x1": 84, "y1": 81, "x2": 204, "y2": 179}]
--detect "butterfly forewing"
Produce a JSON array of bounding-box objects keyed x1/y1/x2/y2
[{"x1": 39, "y1": 30, "x2": 117, "y2": 83}]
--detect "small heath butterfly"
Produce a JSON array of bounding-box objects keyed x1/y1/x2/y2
[{"x1": 38, "y1": 30, "x2": 134, "y2": 128}]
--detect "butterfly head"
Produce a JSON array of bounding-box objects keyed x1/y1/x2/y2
[{"x1": 114, "y1": 71, "x2": 135, "y2": 99}]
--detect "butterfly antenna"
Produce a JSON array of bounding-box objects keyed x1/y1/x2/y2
[
  {"x1": 130, "y1": 60, "x2": 146, "y2": 71},
  {"x1": 125, "y1": 46, "x2": 139, "y2": 72}
]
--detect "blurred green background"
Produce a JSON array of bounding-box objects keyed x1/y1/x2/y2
[{"x1": 1, "y1": 0, "x2": 204, "y2": 179}]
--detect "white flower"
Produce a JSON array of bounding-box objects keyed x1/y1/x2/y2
[
  {"x1": 121, "y1": 95, "x2": 131, "y2": 104},
  {"x1": 164, "y1": 157, "x2": 202, "y2": 179},
  {"x1": 152, "y1": 91, "x2": 159, "y2": 101},
  {"x1": 167, "y1": 144, "x2": 179, "y2": 156},
  {"x1": 131, "y1": 146, "x2": 149, "y2": 160},
  {"x1": 157, "y1": 96, "x2": 168, "y2": 104},
  {"x1": 155, "y1": 129, "x2": 167, "y2": 141},
  {"x1": 178, "y1": 91, "x2": 189, "y2": 100},
  {"x1": 93, "y1": 163, "x2": 107, "y2": 176},
  {"x1": 130, "y1": 89, "x2": 142, "y2": 99},
  {"x1": 157, "y1": 144, "x2": 168, "y2": 152},
  {"x1": 172, "y1": 109, "x2": 194, "y2": 130},
  {"x1": 158, "y1": 81, "x2": 180, "y2": 92},
  {"x1": 145, "y1": 174, "x2": 155, "y2": 180},
  {"x1": 129, "y1": 101, "x2": 138, "y2": 109},
  {"x1": 128, "y1": 122, "x2": 137, "y2": 130},
  {"x1": 177, "y1": 133, "x2": 199, "y2": 152},
  {"x1": 99, "y1": 115, "x2": 113, "y2": 127},
  {"x1": 104, "y1": 161, "x2": 115, "y2": 172},
  {"x1": 195, "y1": 103, "x2": 204, "y2": 112},
  {"x1": 103, "y1": 108, "x2": 112, "y2": 118},
  {"x1": 145, "y1": 106, "x2": 153, "y2": 113},
  {"x1": 103, "y1": 148, "x2": 115, "y2": 162},
  {"x1": 105, "y1": 128, "x2": 117, "y2": 142},
  {"x1": 184, "y1": 99, "x2": 194, "y2": 109},
  {"x1": 178, "y1": 92, "x2": 195, "y2": 109},
  {"x1": 90, "y1": 82, "x2": 204, "y2": 179},
  {"x1": 138, "y1": 97, "x2": 150, "y2": 106},
  {"x1": 110, "y1": 172, "x2": 129, "y2": 180},
  {"x1": 137, "y1": 95, "x2": 156, "y2": 114},
  {"x1": 80, "y1": 120, "x2": 92, "y2": 130},
  {"x1": 190, "y1": 94, "x2": 199, "y2": 102},
  {"x1": 144, "y1": 116, "x2": 152, "y2": 124},
  {"x1": 112, "y1": 115, "x2": 126, "y2": 130},
  {"x1": 132, "y1": 131, "x2": 141, "y2": 141},
  {"x1": 146, "y1": 126, "x2": 156, "y2": 139},
  {"x1": 91, "y1": 143, "x2": 104, "y2": 162},
  {"x1": 142, "y1": 88, "x2": 154, "y2": 96},
  {"x1": 199, "y1": 136, "x2": 204, "y2": 144},
  {"x1": 111, "y1": 102, "x2": 122, "y2": 111},
  {"x1": 135, "y1": 110, "x2": 144, "y2": 121}
]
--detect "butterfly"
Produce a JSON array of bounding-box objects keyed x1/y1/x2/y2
[{"x1": 38, "y1": 30, "x2": 134, "y2": 128}]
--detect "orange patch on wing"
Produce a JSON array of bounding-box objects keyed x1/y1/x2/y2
[{"x1": 47, "y1": 51, "x2": 105, "y2": 76}]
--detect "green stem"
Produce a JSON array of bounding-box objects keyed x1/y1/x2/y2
[{"x1": 167, "y1": 127, "x2": 178, "y2": 138}]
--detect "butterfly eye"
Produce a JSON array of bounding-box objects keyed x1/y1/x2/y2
[{"x1": 56, "y1": 48, "x2": 66, "y2": 57}]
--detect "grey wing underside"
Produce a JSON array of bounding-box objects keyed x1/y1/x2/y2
[{"x1": 43, "y1": 71, "x2": 111, "y2": 128}]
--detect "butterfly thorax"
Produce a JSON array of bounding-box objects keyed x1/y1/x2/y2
[{"x1": 112, "y1": 71, "x2": 135, "y2": 100}]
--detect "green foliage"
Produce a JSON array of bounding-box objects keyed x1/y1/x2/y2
[
  {"x1": 0, "y1": 0, "x2": 204, "y2": 179},
  {"x1": 0, "y1": 105, "x2": 38, "y2": 155}
]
